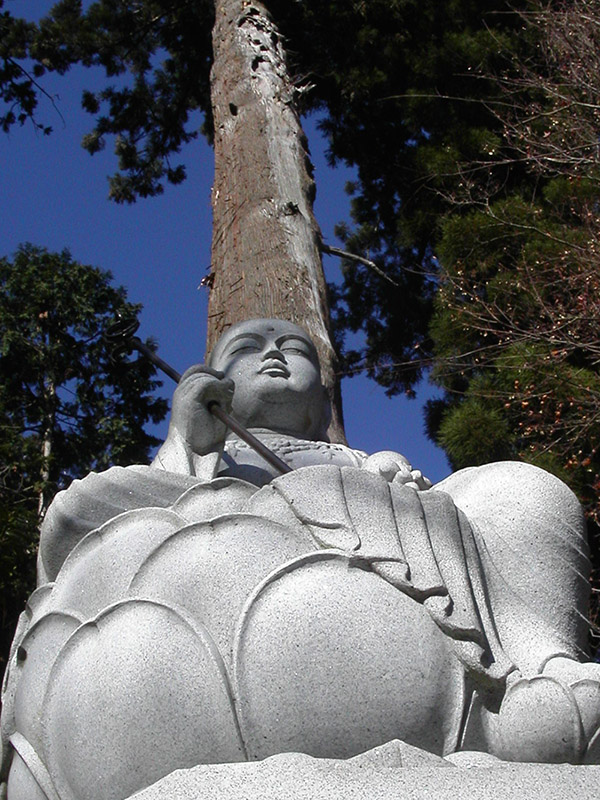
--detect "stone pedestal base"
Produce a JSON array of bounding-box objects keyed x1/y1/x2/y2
[{"x1": 130, "y1": 742, "x2": 599, "y2": 799}]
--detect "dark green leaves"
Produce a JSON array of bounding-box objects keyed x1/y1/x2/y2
[{"x1": 0, "y1": 243, "x2": 167, "y2": 661}]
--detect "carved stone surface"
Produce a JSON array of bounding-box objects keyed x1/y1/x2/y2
[
  {"x1": 2, "y1": 319, "x2": 600, "y2": 800},
  {"x1": 131, "y1": 744, "x2": 600, "y2": 800}
]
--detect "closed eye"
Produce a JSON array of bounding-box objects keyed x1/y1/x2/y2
[
  {"x1": 229, "y1": 344, "x2": 260, "y2": 355},
  {"x1": 279, "y1": 339, "x2": 312, "y2": 357}
]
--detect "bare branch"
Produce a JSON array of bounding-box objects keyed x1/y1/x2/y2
[{"x1": 321, "y1": 243, "x2": 399, "y2": 287}]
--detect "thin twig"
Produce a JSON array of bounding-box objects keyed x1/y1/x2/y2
[
  {"x1": 321, "y1": 243, "x2": 399, "y2": 287},
  {"x1": 6, "y1": 57, "x2": 65, "y2": 129}
]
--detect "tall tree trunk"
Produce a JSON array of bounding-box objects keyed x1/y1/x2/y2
[
  {"x1": 208, "y1": 0, "x2": 345, "y2": 443},
  {"x1": 37, "y1": 377, "x2": 55, "y2": 518}
]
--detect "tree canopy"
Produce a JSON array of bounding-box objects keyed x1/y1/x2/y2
[
  {"x1": 422, "y1": 1, "x2": 600, "y2": 642},
  {"x1": 426, "y1": 2, "x2": 600, "y2": 497},
  {"x1": 0, "y1": 243, "x2": 167, "y2": 659}
]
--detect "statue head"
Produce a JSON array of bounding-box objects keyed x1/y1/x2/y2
[{"x1": 209, "y1": 318, "x2": 331, "y2": 441}]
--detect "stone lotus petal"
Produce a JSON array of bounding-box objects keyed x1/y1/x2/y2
[
  {"x1": 495, "y1": 676, "x2": 584, "y2": 763},
  {"x1": 586, "y1": 726, "x2": 600, "y2": 763},
  {"x1": 9, "y1": 613, "x2": 81, "y2": 759},
  {"x1": 24, "y1": 584, "x2": 55, "y2": 628},
  {"x1": 233, "y1": 551, "x2": 465, "y2": 761},
  {"x1": 42, "y1": 599, "x2": 243, "y2": 800},
  {"x1": 571, "y1": 679, "x2": 600, "y2": 745},
  {"x1": 128, "y1": 513, "x2": 314, "y2": 664},
  {"x1": 39, "y1": 466, "x2": 201, "y2": 582},
  {"x1": 0, "y1": 584, "x2": 59, "y2": 786},
  {"x1": 44, "y1": 508, "x2": 185, "y2": 620},
  {"x1": 171, "y1": 476, "x2": 258, "y2": 522},
  {"x1": 2, "y1": 583, "x2": 56, "y2": 701},
  {"x1": 6, "y1": 741, "x2": 58, "y2": 800}
]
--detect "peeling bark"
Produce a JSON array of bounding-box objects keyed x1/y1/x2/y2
[{"x1": 208, "y1": 0, "x2": 345, "y2": 442}]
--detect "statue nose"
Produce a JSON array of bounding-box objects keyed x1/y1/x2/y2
[{"x1": 262, "y1": 347, "x2": 286, "y2": 362}]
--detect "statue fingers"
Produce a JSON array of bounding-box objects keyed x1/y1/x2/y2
[
  {"x1": 201, "y1": 376, "x2": 235, "y2": 414},
  {"x1": 362, "y1": 451, "x2": 412, "y2": 483}
]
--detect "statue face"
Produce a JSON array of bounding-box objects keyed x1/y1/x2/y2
[{"x1": 210, "y1": 319, "x2": 327, "y2": 439}]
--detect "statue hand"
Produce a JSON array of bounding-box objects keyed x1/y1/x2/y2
[
  {"x1": 169, "y1": 365, "x2": 235, "y2": 454},
  {"x1": 361, "y1": 451, "x2": 432, "y2": 490}
]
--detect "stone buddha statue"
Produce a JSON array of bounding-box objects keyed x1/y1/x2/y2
[{"x1": 2, "y1": 318, "x2": 600, "y2": 800}]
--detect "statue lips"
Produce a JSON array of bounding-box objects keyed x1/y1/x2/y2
[{"x1": 259, "y1": 361, "x2": 290, "y2": 378}]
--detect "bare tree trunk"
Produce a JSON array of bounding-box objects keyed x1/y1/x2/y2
[
  {"x1": 37, "y1": 377, "x2": 55, "y2": 518},
  {"x1": 208, "y1": 0, "x2": 345, "y2": 443}
]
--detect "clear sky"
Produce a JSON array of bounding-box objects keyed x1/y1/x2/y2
[{"x1": 1, "y1": 4, "x2": 450, "y2": 482}]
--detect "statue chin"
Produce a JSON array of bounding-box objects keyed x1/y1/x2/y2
[{"x1": 2, "y1": 324, "x2": 600, "y2": 799}]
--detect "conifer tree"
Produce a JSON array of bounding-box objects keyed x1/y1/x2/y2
[
  {"x1": 0, "y1": 244, "x2": 167, "y2": 661},
  {"x1": 423, "y1": 0, "x2": 600, "y2": 640}
]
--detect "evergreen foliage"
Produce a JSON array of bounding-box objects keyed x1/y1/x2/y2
[
  {"x1": 274, "y1": 0, "x2": 528, "y2": 396},
  {"x1": 0, "y1": 0, "x2": 48, "y2": 133},
  {"x1": 0, "y1": 244, "x2": 167, "y2": 662},
  {"x1": 427, "y1": 2, "x2": 600, "y2": 497},
  {"x1": 424, "y1": 1, "x2": 600, "y2": 639}
]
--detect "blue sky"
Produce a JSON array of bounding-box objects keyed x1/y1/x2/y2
[{"x1": 1, "y1": 3, "x2": 450, "y2": 482}]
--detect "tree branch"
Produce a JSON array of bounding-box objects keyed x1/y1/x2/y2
[{"x1": 321, "y1": 243, "x2": 399, "y2": 287}]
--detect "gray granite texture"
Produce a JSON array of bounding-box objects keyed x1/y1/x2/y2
[
  {"x1": 2, "y1": 319, "x2": 600, "y2": 800},
  {"x1": 130, "y1": 743, "x2": 600, "y2": 800}
]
